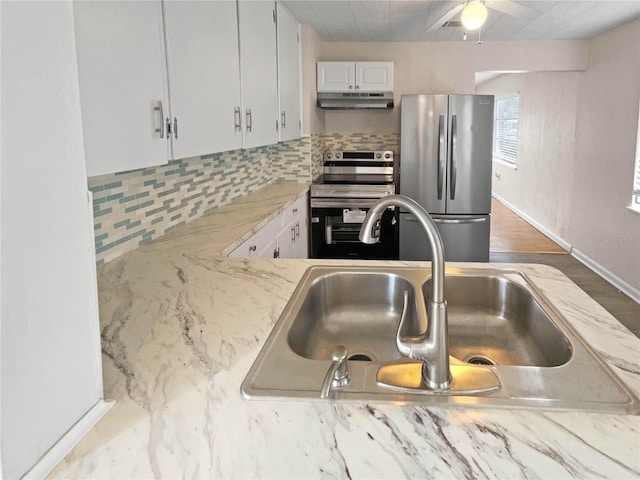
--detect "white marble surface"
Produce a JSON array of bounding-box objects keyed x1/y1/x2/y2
[{"x1": 49, "y1": 185, "x2": 640, "y2": 479}]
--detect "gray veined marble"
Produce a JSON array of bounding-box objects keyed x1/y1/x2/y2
[{"x1": 48, "y1": 183, "x2": 639, "y2": 479}]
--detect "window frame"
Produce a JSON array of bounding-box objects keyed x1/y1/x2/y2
[
  {"x1": 630, "y1": 100, "x2": 640, "y2": 214},
  {"x1": 493, "y1": 93, "x2": 520, "y2": 167}
]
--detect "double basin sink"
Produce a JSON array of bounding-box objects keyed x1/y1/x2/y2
[{"x1": 242, "y1": 266, "x2": 639, "y2": 413}]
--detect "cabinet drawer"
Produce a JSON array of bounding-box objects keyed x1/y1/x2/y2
[
  {"x1": 282, "y1": 195, "x2": 308, "y2": 227},
  {"x1": 228, "y1": 218, "x2": 278, "y2": 258}
]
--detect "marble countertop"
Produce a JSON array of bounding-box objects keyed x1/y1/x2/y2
[{"x1": 50, "y1": 184, "x2": 640, "y2": 479}]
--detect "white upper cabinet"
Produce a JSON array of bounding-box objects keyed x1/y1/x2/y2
[
  {"x1": 238, "y1": 1, "x2": 279, "y2": 149},
  {"x1": 317, "y1": 61, "x2": 394, "y2": 93},
  {"x1": 276, "y1": 3, "x2": 302, "y2": 142},
  {"x1": 355, "y1": 61, "x2": 394, "y2": 92},
  {"x1": 163, "y1": 1, "x2": 242, "y2": 159},
  {"x1": 317, "y1": 62, "x2": 356, "y2": 92},
  {"x1": 74, "y1": 1, "x2": 170, "y2": 177}
]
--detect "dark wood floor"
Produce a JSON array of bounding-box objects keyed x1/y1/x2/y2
[{"x1": 491, "y1": 204, "x2": 640, "y2": 337}]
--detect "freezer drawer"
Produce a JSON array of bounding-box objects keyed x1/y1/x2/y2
[{"x1": 399, "y1": 213, "x2": 490, "y2": 262}]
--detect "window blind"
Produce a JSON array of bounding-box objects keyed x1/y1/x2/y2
[{"x1": 494, "y1": 95, "x2": 520, "y2": 165}]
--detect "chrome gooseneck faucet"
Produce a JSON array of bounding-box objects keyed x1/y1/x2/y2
[{"x1": 359, "y1": 195, "x2": 451, "y2": 390}]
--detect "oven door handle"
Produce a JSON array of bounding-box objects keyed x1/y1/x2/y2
[{"x1": 311, "y1": 198, "x2": 381, "y2": 209}]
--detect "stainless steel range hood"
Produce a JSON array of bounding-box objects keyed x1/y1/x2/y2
[{"x1": 317, "y1": 91, "x2": 394, "y2": 109}]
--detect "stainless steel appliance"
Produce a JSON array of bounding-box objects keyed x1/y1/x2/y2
[
  {"x1": 399, "y1": 94, "x2": 494, "y2": 262},
  {"x1": 310, "y1": 151, "x2": 397, "y2": 259}
]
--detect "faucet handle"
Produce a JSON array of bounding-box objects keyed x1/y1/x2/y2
[{"x1": 320, "y1": 345, "x2": 351, "y2": 398}]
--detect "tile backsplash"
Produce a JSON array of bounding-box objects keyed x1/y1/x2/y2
[{"x1": 90, "y1": 132, "x2": 397, "y2": 265}]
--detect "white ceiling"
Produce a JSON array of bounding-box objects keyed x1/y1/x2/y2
[{"x1": 281, "y1": 0, "x2": 640, "y2": 42}]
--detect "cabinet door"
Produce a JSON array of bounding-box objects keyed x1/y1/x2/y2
[
  {"x1": 317, "y1": 62, "x2": 355, "y2": 92},
  {"x1": 277, "y1": 222, "x2": 296, "y2": 258},
  {"x1": 355, "y1": 61, "x2": 394, "y2": 92},
  {"x1": 293, "y1": 216, "x2": 309, "y2": 258},
  {"x1": 258, "y1": 237, "x2": 278, "y2": 259},
  {"x1": 276, "y1": 3, "x2": 301, "y2": 142},
  {"x1": 74, "y1": 1, "x2": 170, "y2": 176},
  {"x1": 238, "y1": 1, "x2": 279, "y2": 149},
  {"x1": 163, "y1": 1, "x2": 242, "y2": 159}
]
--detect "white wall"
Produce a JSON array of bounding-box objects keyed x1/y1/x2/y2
[
  {"x1": 479, "y1": 18, "x2": 640, "y2": 294},
  {"x1": 479, "y1": 71, "x2": 581, "y2": 242},
  {"x1": 569, "y1": 19, "x2": 640, "y2": 293},
  {"x1": 316, "y1": 39, "x2": 588, "y2": 133},
  {"x1": 1, "y1": 2, "x2": 103, "y2": 478}
]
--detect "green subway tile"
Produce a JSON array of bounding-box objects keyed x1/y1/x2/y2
[
  {"x1": 144, "y1": 179, "x2": 157, "y2": 186},
  {"x1": 103, "y1": 181, "x2": 122, "y2": 189},
  {"x1": 142, "y1": 168, "x2": 157, "y2": 176},
  {"x1": 140, "y1": 200, "x2": 154, "y2": 209},
  {"x1": 126, "y1": 220, "x2": 142, "y2": 230},
  {"x1": 131, "y1": 229, "x2": 145, "y2": 239},
  {"x1": 96, "y1": 259, "x2": 105, "y2": 267},
  {"x1": 171, "y1": 214, "x2": 181, "y2": 221},
  {"x1": 106, "y1": 193, "x2": 124, "y2": 202},
  {"x1": 115, "y1": 235, "x2": 131, "y2": 246},
  {"x1": 95, "y1": 233, "x2": 108, "y2": 242},
  {"x1": 114, "y1": 219, "x2": 130, "y2": 229},
  {"x1": 96, "y1": 242, "x2": 114, "y2": 254},
  {"x1": 118, "y1": 194, "x2": 136, "y2": 204},
  {"x1": 124, "y1": 204, "x2": 141, "y2": 214},
  {"x1": 94, "y1": 223, "x2": 102, "y2": 230},
  {"x1": 143, "y1": 230, "x2": 155, "y2": 239},
  {"x1": 94, "y1": 207, "x2": 113, "y2": 217},
  {"x1": 138, "y1": 237, "x2": 152, "y2": 246},
  {"x1": 151, "y1": 216, "x2": 163, "y2": 225},
  {"x1": 153, "y1": 182, "x2": 166, "y2": 189},
  {"x1": 136, "y1": 191, "x2": 150, "y2": 199}
]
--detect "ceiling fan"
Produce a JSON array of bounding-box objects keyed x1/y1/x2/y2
[{"x1": 425, "y1": 0, "x2": 541, "y2": 33}]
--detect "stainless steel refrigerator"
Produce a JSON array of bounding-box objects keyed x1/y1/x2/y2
[{"x1": 399, "y1": 94, "x2": 494, "y2": 262}]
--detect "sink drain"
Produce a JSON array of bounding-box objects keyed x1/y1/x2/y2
[
  {"x1": 348, "y1": 353, "x2": 373, "y2": 361},
  {"x1": 464, "y1": 354, "x2": 497, "y2": 366}
]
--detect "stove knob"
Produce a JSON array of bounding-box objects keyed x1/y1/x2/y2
[
  {"x1": 376, "y1": 152, "x2": 382, "y2": 158},
  {"x1": 336, "y1": 152, "x2": 341, "y2": 159},
  {"x1": 384, "y1": 153, "x2": 391, "y2": 159},
  {"x1": 327, "y1": 152, "x2": 333, "y2": 159}
]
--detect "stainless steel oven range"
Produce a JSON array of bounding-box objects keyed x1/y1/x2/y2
[{"x1": 310, "y1": 150, "x2": 398, "y2": 259}]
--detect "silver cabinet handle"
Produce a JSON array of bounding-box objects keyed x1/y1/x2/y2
[
  {"x1": 291, "y1": 226, "x2": 296, "y2": 242},
  {"x1": 246, "y1": 109, "x2": 252, "y2": 132},
  {"x1": 249, "y1": 245, "x2": 257, "y2": 252},
  {"x1": 405, "y1": 215, "x2": 486, "y2": 225},
  {"x1": 234, "y1": 106, "x2": 241, "y2": 131},
  {"x1": 154, "y1": 101, "x2": 165, "y2": 138},
  {"x1": 433, "y1": 217, "x2": 487, "y2": 224},
  {"x1": 437, "y1": 114, "x2": 445, "y2": 200},
  {"x1": 295, "y1": 221, "x2": 300, "y2": 238},
  {"x1": 292, "y1": 207, "x2": 298, "y2": 214},
  {"x1": 281, "y1": 110, "x2": 286, "y2": 129},
  {"x1": 173, "y1": 117, "x2": 178, "y2": 140},
  {"x1": 450, "y1": 114, "x2": 458, "y2": 200}
]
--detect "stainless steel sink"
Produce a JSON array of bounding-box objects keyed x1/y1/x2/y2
[
  {"x1": 429, "y1": 275, "x2": 573, "y2": 367},
  {"x1": 242, "y1": 266, "x2": 640, "y2": 414},
  {"x1": 288, "y1": 272, "x2": 421, "y2": 362}
]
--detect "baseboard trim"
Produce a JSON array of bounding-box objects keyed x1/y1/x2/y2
[
  {"x1": 491, "y1": 193, "x2": 572, "y2": 252},
  {"x1": 571, "y1": 248, "x2": 640, "y2": 304},
  {"x1": 22, "y1": 399, "x2": 115, "y2": 479}
]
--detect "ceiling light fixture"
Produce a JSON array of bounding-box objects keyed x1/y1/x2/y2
[{"x1": 461, "y1": 1, "x2": 488, "y2": 31}]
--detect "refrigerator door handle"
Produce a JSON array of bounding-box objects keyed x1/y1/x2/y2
[
  {"x1": 450, "y1": 114, "x2": 458, "y2": 200},
  {"x1": 437, "y1": 114, "x2": 445, "y2": 200},
  {"x1": 433, "y1": 217, "x2": 487, "y2": 225}
]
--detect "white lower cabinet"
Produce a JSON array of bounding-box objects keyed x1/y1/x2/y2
[{"x1": 228, "y1": 195, "x2": 308, "y2": 259}]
